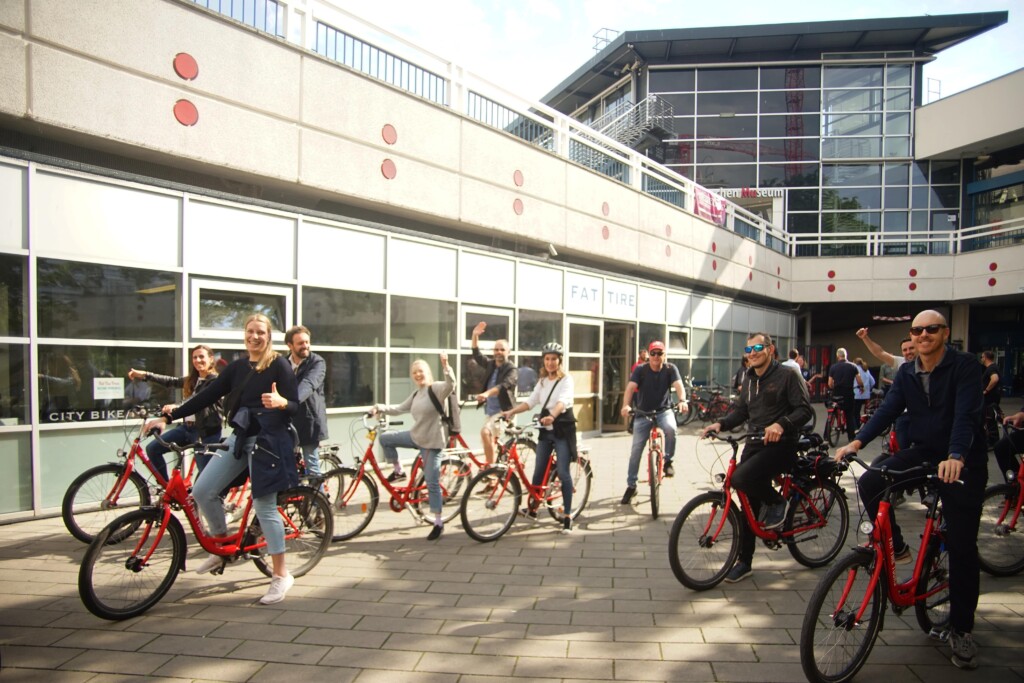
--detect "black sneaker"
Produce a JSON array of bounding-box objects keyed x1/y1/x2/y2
[
  {"x1": 387, "y1": 471, "x2": 407, "y2": 483},
  {"x1": 724, "y1": 562, "x2": 752, "y2": 583},
  {"x1": 761, "y1": 501, "x2": 787, "y2": 529},
  {"x1": 427, "y1": 523, "x2": 443, "y2": 541},
  {"x1": 949, "y1": 629, "x2": 978, "y2": 670},
  {"x1": 518, "y1": 507, "x2": 538, "y2": 522},
  {"x1": 561, "y1": 517, "x2": 572, "y2": 534},
  {"x1": 620, "y1": 486, "x2": 637, "y2": 505},
  {"x1": 663, "y1": 462, "x2": 675, "y2": 478}
]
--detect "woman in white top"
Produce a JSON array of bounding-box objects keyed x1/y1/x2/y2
[
  {"x1": 503, "y1": 343, "x2": 576, "y2": 534},
  {"x1": 372, "y1": 353, "x2": 455, "y2": 540}
]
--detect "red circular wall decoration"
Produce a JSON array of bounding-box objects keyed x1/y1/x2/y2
[
  {"x1": 827, "y1": 270, "x2": 835, "y2": 279},
  {"x1": 665, "y1": 224, "x2": 672, "y2": 237},
  {"x1": 909, "y1": 282, "x2": 917, "y2": 291},
  {"x1": 748, "y1": 272, "x2": 753, "y2": 281},
  {"x1": 712, "y1": 260, "x2": 718, "y2": 270},
  {"x1": 777, "y1": 281, "x2": 781, "y2": 290},
  {"x1": 173, "y1": 53, "x2": 199, "y2": 80},
  {"x1": 909, "y1": 268, "x2": 918, "y2": 277},
  {"x1": 827, "y1": 284, "x2": 836, "y2": 293},
  {"x1": 777, "y1": 266, "x2": 781, "y2": 275},
  {"x1": 513, "y1": 198, "x2": 524, "y2": 215},
  {"x1": 381, "y1": 124, "x2": 398, "y2": 145},
  {"x1": 380, "y1": 159, "x2": 397, "y2": 179},
  {"x1": 989, "y1": 277, "x2": 997, "y2": 287},
  {"x1": 665, "y1": 245, "x2": 671, "y2": 257},
  {"x1": 601, "y1": 225, "x2": 610, "y2": 239},
  {"x1": 513, "y1": 170, "x2": 524, "y2": 187},
  {"x1": 748, "y1": 255, "x2": 753, "y2": 265},
  {"x1": 173, "y1": 99, "x2": 199, "y2": 126},
  {"x1": 601, "y1": 202, "x2": 610, "y2": 216},
  {"x1": 712, "y1": 242, "x2": 717, "y2": 253},
  {"x1": 989, "y1": 262, "x2": 998, "y2": 272}
]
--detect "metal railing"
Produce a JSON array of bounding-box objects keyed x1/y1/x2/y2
[
  {"x1": 790, "y1": 216, "x2": 1024, "y2": 257},
  {"x1": 192, "y1": 0, "x2": 285, "y2": 37},
  {"x1": 591, "y1": 95, "x2": 675, "y2": 150}
]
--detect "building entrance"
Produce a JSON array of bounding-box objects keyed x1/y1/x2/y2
[{"x1": 602, "y1": 322, "x2": 633, "y2": 432}]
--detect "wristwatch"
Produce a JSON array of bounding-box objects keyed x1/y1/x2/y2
[{"x1": 948, "y1": 452, "x2": 963, "y2": 461}]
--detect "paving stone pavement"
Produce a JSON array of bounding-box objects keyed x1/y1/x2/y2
[{"x1": 2, "y1": 409, "x2": 1023, "y2": 682}]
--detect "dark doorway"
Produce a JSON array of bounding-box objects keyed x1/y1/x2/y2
[{"x1": 602, "y1": 322, "x2": 634, "y2": 432}]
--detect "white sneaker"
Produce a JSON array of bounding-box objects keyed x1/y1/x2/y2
[
  {"x1": 194, "y1": 554, "x2": 224, "y2": 575},
  {"x1": 259, "y1": 573, "x2": 294, "y2": 605}
]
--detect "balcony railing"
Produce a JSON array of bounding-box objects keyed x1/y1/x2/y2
[{"x1": 192, "y1": 0, "x2": 285, "y2": 37}]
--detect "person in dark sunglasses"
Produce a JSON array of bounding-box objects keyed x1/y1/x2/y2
[
  {"x1": 701, "y1": 332, "x2": 813, "y2": 584},
  {"x1": 835, "y1": 309, "x2": 986, "y2": 670}
]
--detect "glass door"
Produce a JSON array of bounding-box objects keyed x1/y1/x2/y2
[{"x1": 567, "y1": 319, "x2": 602, "y2": 433}]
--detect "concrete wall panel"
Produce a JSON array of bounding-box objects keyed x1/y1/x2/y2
[
  {"x1": 0, "y1": 32, "x2": 26, "y2": 117},
  {"x1": 298, "y1": 220, "x2": 386, "y2": 292},
  {"x1": 0, "y1": 0, "x2": 25, "y2": 31},
  {"x1": 459, "y1": 176, "x2": 566, "y2": 247},
  {"x1": 459, "y1": 122, "x2": 566, "y2": 205}
]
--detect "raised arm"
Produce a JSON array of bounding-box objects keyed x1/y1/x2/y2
[{"x1": 856, "y1": 328, "x2": 897, "y2": 368}]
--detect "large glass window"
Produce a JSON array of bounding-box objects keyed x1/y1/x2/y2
[
  {"x1": 192, "y1": 279, "x2": 291, "y2": 341},
  {"x1": 760, "y1": 165, "x2": 819, "y2": 188},
  {"x1": 638, "y1": 323, "x2": 665, "y2": 350},
  {"x1": 759, "y1": 115, "x2": 819, "y2": 139},
  {"x1": 302, "y1": 287, "x2": 385, "y2": 347},
  {"x1": 462, "y1": 308, "x2": 511, "y2": 349},
  {"x1": 760, "y1": 66, "x2": 821, "y2": 89},
  {"x1": 696, "y1": 141, "x2": 756, "y2": 164},
  {"x1": 823, "y1": 187, "x2": 881, "y2": 211},
  {"x1": 320, "y1": 351, "x2": 383, "y2": 408},
  {"x1": 697, "y1": 68, "x2": 758, "y2": 91},
  {"x1": 649, "y1": 69, "x2": 695, "y2": 92},
  {"x1": 759, "y1": 140, "x2": 819, "y2": 163},
  {"x1": 760, "y1": 91, "x2": 820, "y2": 113},
  {"x1": 822, "y1": 137, "x2": 882, "y2": 159},
  {"x1": 660, "y1": 93, "x2": 694, "y2": 115},
  {"x1": 697, "y1": 92, "x2": 757, "y2": 116},
  {"x1": 788, "y1": 190, "x2": 821, "y2": 212},
  {"x1": 696, "y1": 116, "x2": 757, "y2": 138},
  {"x1": 518, "y1": 310, "x2": 561, "y2": 351},
  {"x1": 824, "y1": 89, "x2": 883, "y2": 112},
  {"x1": 390, "y1": 296, "x2": 456, "y2": 349},
  {"x1": 823, "y1": 66, "x2": 883, "y2": 89},
  {"x1": 38, "y1": 259, "x2": 178, "y2": 341},
  {"x1": 0, "y1": 344, "x2": 27, "y2": 425},
  {"x1": 38, "y1": 345, "x2": 178, "y2": 423},
  {"x1": 696, "y1": 164, "x2": 757, "y2": 188},
  {"x1": 824, "y1": 113, "x2": 882, "y2": 137},
  {"x1": 662, "y1": 141, "x2": 694, "y2": 164},
  {"x1": 0, "y1": 254, "x2": 26, "y2": 338}
]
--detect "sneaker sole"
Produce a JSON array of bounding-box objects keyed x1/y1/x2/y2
[
  {"x1": 951, "y1": 656, "x2": 978, "y2": 670},
  {"x1": 724, "y1": 572, "x2": 751, "y2": 584}
]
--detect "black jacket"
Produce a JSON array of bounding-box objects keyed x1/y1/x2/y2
[
  {"x1": 292, "y1": 352, "x2": 329, "y2": 445},
  {"x1": 471, "y1": 347, "x2": 518, "y2": 412},
  {"x1": 857, "y1": 345, "x2": 986, "y2": 468},
  {"x1": 149, "y1": 372, "x2": 223, "y2": 438},
  {"x1": 720, "y1": 360, "x2": 812, "y2": 437}
]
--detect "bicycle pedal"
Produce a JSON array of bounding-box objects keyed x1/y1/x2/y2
[
  {"x1": 928, "y1": 627, "x2": 950, "y2": 642},
  {"x1": 995, "y1": 523, "x2": 1012, "y2": 537}
]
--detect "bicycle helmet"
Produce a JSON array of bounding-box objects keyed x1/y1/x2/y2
[{"x1": 541, "y1": 342, "x2": 563, "y2": 357}]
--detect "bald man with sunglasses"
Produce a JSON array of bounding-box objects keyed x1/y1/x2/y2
[{"x1": 835, "y1": 309, "x2": 986, "y2": 670}]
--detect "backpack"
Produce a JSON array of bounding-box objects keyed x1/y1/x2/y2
[{"x1": 427, "y1": 387, "x2": 461, "y2": 439}]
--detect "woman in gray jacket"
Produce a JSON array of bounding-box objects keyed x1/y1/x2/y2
[{"x1": 373, "y1": 353, "x2": 455, "y2": 540}]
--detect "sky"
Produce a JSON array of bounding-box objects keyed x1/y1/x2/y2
[{"x1": 329, "y1": 0, "x2": 1024, "y2": 105}]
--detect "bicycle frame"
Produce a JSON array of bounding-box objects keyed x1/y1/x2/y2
[
  {"x1": 485, "y1": 437, "x2": 557, "y2": 509},
  {"x1": 112, "y1": 417, "x2": 198, "y2": 499},
  {"x1": 989, "y1": 424, "x2": 1024, "y2": 529}
]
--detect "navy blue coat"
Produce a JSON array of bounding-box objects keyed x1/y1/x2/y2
[{"x1": 292, "y1": 352, "x2": 328, "y2": 446}]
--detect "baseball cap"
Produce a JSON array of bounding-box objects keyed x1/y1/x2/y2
[{"x1": 648, "y1": 341, "x2": 665, "y2": 352}]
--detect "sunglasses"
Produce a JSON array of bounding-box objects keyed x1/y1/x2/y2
[
  {"x1": 744, "y1": 344, "x2": 767, "y2": 354},
  {"x1": 649, "y1": 350, "x2": 664, "y2": 356},
  {"x1": 910, "y1": 324, "x2": 947, "y2": 336}
]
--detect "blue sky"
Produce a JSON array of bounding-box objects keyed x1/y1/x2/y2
[{"x1": 331, "y1": 0, "x2": 1023, "y2": 104}]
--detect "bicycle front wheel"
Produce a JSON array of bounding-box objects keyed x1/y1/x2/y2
[
  {"x1": 79, "y1": 509, "x2": 185, "y2": 621},
  {"x1": 800, "y1": 550, "x2": 884, "y2": 683},
  {"x1": 914, "y1": 533, "x2": 951, "y2": 635},
  {"x1": 978, "y1": 483, "x2": 1024, "y2": 576},
  {"x1": 411, "y1": 455, "x2": 470, "y2": 524},
  {"x1": 668, "y1": 492, "x2": 740, "y2": 590},
  {"x1": 824, "y1": 414, "x2": 839, "y2": 448},
  {"x1": 63, "y1": 464, "x2": 152, "y2": 544},
  {"x1": 252, "y1": 487, "x2": 333, "y2": 579},
  {"x1": 786, "y1": 481, "x2": 850, "y2": 568},
  {"x1": 648, "y1": 446, "x2": 661, "y2": 519},
  {"x1": 545, "y1": 455, "x2": 593, "y2": 521},
  {"x1": 460, "y1": 466, "x2": 520, "y2": 542},
  {"x1": 321, "y1": 467, "x2": 378, "y2": 541}
]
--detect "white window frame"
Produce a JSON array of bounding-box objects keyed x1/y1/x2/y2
[
  {"x1": 190, "y1": 278, "x2": 293, "y2": 343},
  {"x1": 461, "y1": 305, "x2": 513, "y2": 351}
]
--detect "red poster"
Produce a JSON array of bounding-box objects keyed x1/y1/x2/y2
[{"x1": 694, "y1": 187, "x2": 727, "y2": 227}]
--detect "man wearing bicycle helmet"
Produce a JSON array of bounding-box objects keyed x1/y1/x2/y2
[
  {"x1": 703, "y1": 332, "x2": 812, "y2": 583},
  {"x1": 620, "y1": 341, "x2": 687, "y2": 504}
]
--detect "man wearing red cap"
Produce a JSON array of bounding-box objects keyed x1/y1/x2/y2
[{"x1": 619, "y1": 341, "x2": 688, "y2": 504}]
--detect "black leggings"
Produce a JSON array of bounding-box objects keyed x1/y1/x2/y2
[{"x1": 732, "y1": 442, "x2": 798, "y2": 566}]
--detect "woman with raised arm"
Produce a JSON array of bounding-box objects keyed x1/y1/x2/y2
[
  {"x1": 145, "y1": 313, "x2": 299, "y2": 605},
  {"x1": 128, "y1": 345, "x2": 223, "y2": 479},
  {"x1": 372, "y1": 353, "x2": 455, "y2": 540}
]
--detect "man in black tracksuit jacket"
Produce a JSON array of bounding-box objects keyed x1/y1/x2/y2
[
  {"x1": 836, "y1": 310, "x2": 985, "y2": 670},
  {"x1": 704, "y1": 332, "x2": 813, "y2": 583}
]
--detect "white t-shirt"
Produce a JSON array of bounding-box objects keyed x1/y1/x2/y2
[{"x1": 525, "y1": 374, "x2": 575, "y2": 431}]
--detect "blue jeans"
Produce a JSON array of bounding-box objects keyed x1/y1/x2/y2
[
  {"x1": 627, "y1": 410, "x2": 677, "y2": 488},
  {"x1": 146, "y1": 423, "x2": 222, "y2": 481},
  {"x1": 192, "y1": 433, "x2": 286, "y2": 555},
  {"x1": 379, "y1": 430, "x2": 443, "y2": 515},
  {"x1": 533, "y1": 430, "x2": 572, "y2": 516},
  {"x1": 300, "y1": 443, "x2": 320, "y2": 477}
]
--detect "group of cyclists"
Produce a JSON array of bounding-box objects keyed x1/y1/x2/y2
[{"x1": 108, "y1": 306, "x2": 1018, "y2": 672}]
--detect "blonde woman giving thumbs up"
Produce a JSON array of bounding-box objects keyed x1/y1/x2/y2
[{"x1": 145, "y1": 313, "x2": 300, "y2": 604}]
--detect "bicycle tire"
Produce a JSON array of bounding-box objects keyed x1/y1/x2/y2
[
  {"x1": 410, "y1": 455, "x2": 470, "y2": 524},
  {"x1": 63, "y1": 463, "x2": 152, "y2": 544},
  {"x1": 79, "y1": 508, "x2": 186, "y2": 621},
  {"x1": 545, "y1": 455, "x2": 593, "y2": 521},
  {"x1": 668, "y1": 492, "x2": 740, "y2": 590},
  {"x1": 321, "y1": 466, "x2": 378, "y2": 542},
  {"x1": 251, "y1": 487, "x2": 333, "y2": 579},
  {"x1": 799, "y1": 550, "x2": 884, "y2": 683},
  {"x1": 648, "y1": 444, "x2": 661, "y2": 519},
  {"x1": 824, "y1": 414, "x2": 838, "y2": 448},
  {"x1": 978, "y1": 483, "x2": 1024, "y2": 576},
  {"x1": 786, "y1": 481, "x2": 850, "y2": 568},
  {"x1": 680, "y1": 403, "x2": 697, "y2": 426},
  {"x1": 460, "y1": 465, "x2": 520, "y2": 542},
  {"x1": 914, "y1": 533, "x2": 951, "y2": 635},
  {"x1": 318, "y1": 451, "x2": 343, "y2": 475}
]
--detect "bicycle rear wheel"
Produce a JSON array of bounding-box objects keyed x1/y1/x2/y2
[
  {"x1": 460, "y1": 466, "x2": 520, "y2": 542},
  {"x1": 544, "y1": 456, "x2": 593, "y2": 521},
  {"x1": 79, "y1": 509, "x2": 185, "y2": 621},
  {"x1": 251, "y1": 487, "x2": 333, "y2": 579},
  {"x1": 62, "y1": 464, "x2": 152, "y2": 544},
  {"x1": 321, "y1": 466, "x2": 378, "y2": 541},
  {"x1": 648, "y1": 445, "x2": 661, "y2": 519},
  {"x1": 978, "y1": 483, "x2": 1024, "y2": 576},
  {"x1": 786, "y1": 481, "x2": 849, "y2": 568},
  {"x1": 800, "y1": 550, "x2": 884, "y2": 683},
  {"x1": 411, "y1": 455, "x2": 470, "y2": 524},
  {"x1": 914, "y1": 532, "x2": 951, "y2": 635},
  {"x1": 824, "y1": 414, "x2": 840, "y2": 448},
  {"x1": 668, "y1": 492, "x2": 739, "y2": 590}
]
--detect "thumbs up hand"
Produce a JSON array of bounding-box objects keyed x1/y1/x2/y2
[{"x1": 262, "y1": 381, "x2": 284, "y2": 410}]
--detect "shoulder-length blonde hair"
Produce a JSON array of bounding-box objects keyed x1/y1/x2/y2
[
  {"x1": 410, "y1": 359, "x2": 434, "y2": 384},
  {"x1": 244, "y1": 313, "x2": 279, "y2": 372}
]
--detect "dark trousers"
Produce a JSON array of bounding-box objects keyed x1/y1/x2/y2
[
  {"x1": 838, "y1": 394, "x2": 859, "y2": 442},
  {"x1": 994, "y1": 429, "x2": 1024, "y2": 482},
  {"x1": 733, "y1": 442, "x2": 798, "y2": 566},
  {"x1": 532, "y1": 430, "x2": 572, "y2": 516},
  {"x1": 857, "y1": 446, "x2": 986, "y2": 633}
]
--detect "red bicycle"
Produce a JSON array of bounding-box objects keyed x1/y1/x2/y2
[
  {"x1": 78, "y1": 432, "x2": 333, "y2": 620},
  {"x1": 800, "y1": 456, "x2": 949, "y2": 682},
  {"x1": 822, "y1": 391, "x2": 850, "y2": 447},
  {"x1": 978, "y1": 422, "x2": 1024, "y2": 576}
]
